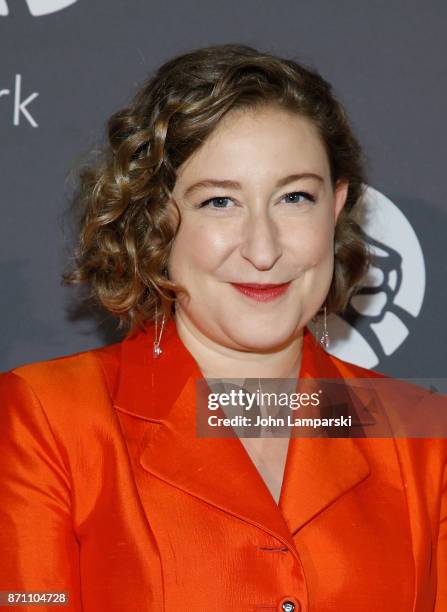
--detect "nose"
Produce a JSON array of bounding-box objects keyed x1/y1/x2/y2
[{"x1": 239, "y1": 208, "x2": 282, "y2": 270}]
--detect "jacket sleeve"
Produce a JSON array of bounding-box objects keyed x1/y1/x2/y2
[
  {"x1": 435, "y1": 455, "x2": 447, "y2": 611},
  {"x1": 0, "y1": 371, "x2": 82, "y2": 611}
]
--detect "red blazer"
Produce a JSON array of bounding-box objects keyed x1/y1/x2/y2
[{"x1": 0, "y1": 318, "x2": 446, "y2": 612}]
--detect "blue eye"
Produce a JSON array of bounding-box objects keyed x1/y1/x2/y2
[
  {"x1": 283, "y1": 191, "x2": 316, "y2": 204},
  {"x1": 199, "y1": 197, "x2": 234, "y2": 209}
]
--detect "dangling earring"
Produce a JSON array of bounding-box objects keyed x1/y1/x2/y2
[
  {"x1": 153, "y1": 302, "x2": 166, "y2": 359},
  {"x1": 319, "y1": 304, "x2": 330, "y2": 349}
]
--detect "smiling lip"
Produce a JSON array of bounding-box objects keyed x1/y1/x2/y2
[{"x1": 230, "y1": 282, "x2": 291, "y2": 302}]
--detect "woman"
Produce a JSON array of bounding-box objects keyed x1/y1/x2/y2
[{"x1": 0, "y1": 44, "x2": 445, "y2": 612}]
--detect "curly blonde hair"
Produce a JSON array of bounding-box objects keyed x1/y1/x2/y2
[{"x1": 62, "y1": 43, "x2": 371, "y2": 335}]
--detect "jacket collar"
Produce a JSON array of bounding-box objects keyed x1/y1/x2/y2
[{"x1": 110, "y1": 316, "x2": 370, "y2": 548}]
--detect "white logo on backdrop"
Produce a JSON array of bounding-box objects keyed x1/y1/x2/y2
[
  {"x1": 323, "y1": 185, "x2": 426, "y2": 369},
  {"x1": 0, "y1": 75, "x2": 39, "y2": 127},
  {"x1": 0, "y1": 0, "x2": 78, "y2": 16}
]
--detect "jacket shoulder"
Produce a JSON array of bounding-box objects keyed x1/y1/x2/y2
[
  {"x1": 327, "y1": 352, "x2": 447, "y2": 467},
  {"x1": 4, "y1": 341, "x2": 120, "y2": 387},
  {"x1": 0, "y1": 341, "x2": 123, "y2": 425},
  {"x1": 327, "y1": 351, "x2": 388, "y2": 379}
]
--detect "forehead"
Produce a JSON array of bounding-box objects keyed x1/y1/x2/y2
[{"x1": 175, "y1": 105, "x2": 331, "y2": 184}]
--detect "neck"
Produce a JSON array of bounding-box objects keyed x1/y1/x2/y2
[{"x1": 174, "y1": 310, "x2": 304, "y2": 380}]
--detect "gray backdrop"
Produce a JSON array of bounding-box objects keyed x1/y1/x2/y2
[{"x1": 1, "y1": 0, "x2": 446, "y2": 378}]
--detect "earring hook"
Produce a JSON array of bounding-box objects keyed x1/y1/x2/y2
[{"x1": 153, "y1": 302, "x2": 166, "y2": 358}]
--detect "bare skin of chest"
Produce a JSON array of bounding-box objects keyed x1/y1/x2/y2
[{"x1": 239, "y1": 436, "x2": 290, "y2": 504}]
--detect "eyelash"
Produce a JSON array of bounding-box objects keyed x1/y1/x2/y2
[{"x1": 198, "y1": 191, "x2": 316, "y2": 209}]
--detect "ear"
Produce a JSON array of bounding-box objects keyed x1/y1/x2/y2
[
  {"x1": 166, "y1": 198, "x2": 181, "y2": 230},
  {"x1": 333, "y1": 179, "x2": 349, "y2": 224}
]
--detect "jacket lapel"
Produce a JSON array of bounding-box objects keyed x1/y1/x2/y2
[
  {"x1": 110, "y1": 317, "x2": 371, "y2": 545},
  {"x1": 278, "y1": 330, "x2": 371, "y2": 535}
]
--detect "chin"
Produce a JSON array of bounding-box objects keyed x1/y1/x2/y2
[{"x1": 223, "y1": 320, "x2": 298, "y2": 352}]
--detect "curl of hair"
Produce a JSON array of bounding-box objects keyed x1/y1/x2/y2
[{"x1": 62, "y1": 43, "x2": 372, "y2": 334}]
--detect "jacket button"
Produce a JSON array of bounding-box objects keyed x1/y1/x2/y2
[{"x1": 279, "y1": 597, "x2": 301, "y2": 612}]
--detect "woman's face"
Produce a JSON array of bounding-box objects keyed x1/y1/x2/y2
[{"x1": 167, "y1": 105, "x2": 348, "y2": 352}]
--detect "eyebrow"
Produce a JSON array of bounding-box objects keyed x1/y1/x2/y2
[{"x1": 182, "y1": 172, "x2": 324, "y2": 199}]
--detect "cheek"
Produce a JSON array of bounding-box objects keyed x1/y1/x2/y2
[
  {"x1": 287, "y1": 217, "x2": 334, "y2": 268},
  {"x1": 168, "y1": 221, "x2": 233, "y2": 279}
]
